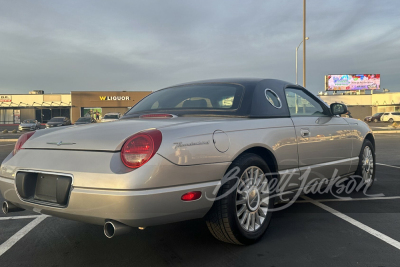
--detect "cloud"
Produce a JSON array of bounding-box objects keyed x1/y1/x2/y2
[{"x1": 0, "y1": 0, "x2": 399, "y2": 94}]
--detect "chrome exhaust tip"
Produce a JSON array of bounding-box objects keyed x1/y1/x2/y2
[
  {"x1": 104, "y1": 220, "x2": 131, "y2": 238},
  {"x1": 2, "y1": 201, "x2": 24, "y2": 214}
]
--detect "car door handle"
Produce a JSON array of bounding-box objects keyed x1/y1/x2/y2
[{"x1": 300, "y1": 129, "x2": 310, "y2": 138}]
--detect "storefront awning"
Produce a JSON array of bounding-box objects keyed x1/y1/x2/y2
[{"x1": 0, "y1": 101, "x2": 72, "y2": 107}]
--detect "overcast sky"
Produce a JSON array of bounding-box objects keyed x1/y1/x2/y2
[{"x1": 0, "y1": 0, "x2": 399, "y2": 94}]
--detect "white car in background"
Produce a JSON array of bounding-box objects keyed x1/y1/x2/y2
[
  {"x1": 101, "y1": 113, "x2": 121, "y2": 123},
  {"x1": 380, "y1": 112, "x2": 400, "y2": 123},
  {"x1": 18, "y1": 119, "x2": 41, "y2": 131}
]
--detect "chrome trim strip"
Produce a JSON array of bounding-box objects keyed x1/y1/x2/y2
[
  {"x1": 298, "y1": 157, "x2": 359, "y2": 171},
  {"x1": 278, "y1": 168, "x2": 299, "y2": 175},
  {"x1": 73, "y1": 181, "x2": 221, "y2": 196},
  {"x1": 278, "y1": 157, "x2": 359, "y2": 175}
]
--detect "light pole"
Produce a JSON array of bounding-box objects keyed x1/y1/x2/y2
[
  {"x1": 296, "y1": 37, "x2": 309, "y2": 85},
  {"x1": 303, "y1": 0, "x2": 306, "y2": 87}
]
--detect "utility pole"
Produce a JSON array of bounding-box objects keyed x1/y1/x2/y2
[{"x1": 303, "y1": 0, "x2": 306, "y2": 87}]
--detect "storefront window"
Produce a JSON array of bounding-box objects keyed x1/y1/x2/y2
[
  {"x1": 34, "y1": 108, "x2": 71, "y2": 123},
  {"x1": 0, "y1": 109, "x2": 14, "y2": 124},
  {"x1": 81, "y1": 108, "x2": 102, "y2": 121}
]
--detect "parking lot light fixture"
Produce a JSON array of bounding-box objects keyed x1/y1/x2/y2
[{"x1": 296, "y1": 37, "x2": 309, "y2": 85}]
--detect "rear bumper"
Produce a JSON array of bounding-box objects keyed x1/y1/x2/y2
[
  {"x1": 0, "y1": 149, "x2": 228, "y2": 227},
  {"x1": 0, "y1": 176, "x2": 220, "y2": 227}
]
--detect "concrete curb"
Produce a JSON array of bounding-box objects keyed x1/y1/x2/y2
[
  {"x1": 0, "y1": 139, "x2": 18, "y2": 142},
  {"x1": 373, "y1": 130, "x2": 400, "y2": 134}
]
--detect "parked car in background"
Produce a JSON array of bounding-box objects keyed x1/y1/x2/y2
[
  {"x1": 364, "y1": 113, "x2": 384, "y2": 123},
  {"x1": 18, "y1": 119, "x2": 41, "y2": 131},
  {"x1": 381, "y1": 112, "x2": 400, "y2": 123},
  {"x1": 74, "y1": 117, "x2": 96, "y2": 125},
  {"x1": 364, "y1": 116, "x2": 372, "y2": 122},
  {"x1": 101, "y1": 113, "x2": 121, "y2": 123},
  {"x1": 45, "y1": 117, "x2": 71, "y2": 128},
  {"x1": 0, "y1": 78, "x2": 376, "y2": 245}
]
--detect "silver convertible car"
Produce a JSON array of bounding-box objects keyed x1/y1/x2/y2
[{"x1": 0, "y1": 79, "x2": 375, "y2": 245}]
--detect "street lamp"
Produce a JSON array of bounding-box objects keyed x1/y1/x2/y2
[
  {"x1": 303, "y1": 0, "x2": 306, "y2": 87},
  {"x1": 296, "y1": 37, "x2": 309, "y2": 85}
]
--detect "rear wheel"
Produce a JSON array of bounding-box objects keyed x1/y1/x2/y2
[
  {"x1": 373, "y1": 118, "x2": 378, "y2": 123},
  {"x1": 389, "y1": 118, "x2": 394, "y2": 123},
  {"x1": 355, "y1": 140, "x2": 375, "y2": 189},
  {"x1": 205, "y1": 153, "x2": 275, "y2": 245}
]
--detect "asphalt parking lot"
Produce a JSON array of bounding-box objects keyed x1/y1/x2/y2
[{"x1": 1, "y1": 135, "x2": 400, "y2": 266}]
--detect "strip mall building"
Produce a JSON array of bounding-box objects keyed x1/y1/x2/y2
[
  {"x1": 0, "y1": 91, "x2": 151, "y2": 124},
  {"x1": 320, "y1": 92, "x2": 400, "y2": 120},
  {"x1": 2, "y1": 89, "x2": 399, "y2": 124}
]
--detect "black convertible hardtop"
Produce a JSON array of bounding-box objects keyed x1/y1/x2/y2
[{"x1": 122, "y1": 78, "x2": 307, "y2": 119}]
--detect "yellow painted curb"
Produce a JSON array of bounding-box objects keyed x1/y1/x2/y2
[{"x1": 373, "y1": 131, "x2": 400, "y2": 134}]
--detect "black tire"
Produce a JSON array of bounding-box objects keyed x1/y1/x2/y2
[
  {"x1": 389, "y1": 118, "x2": 394, "y2": 123},
  {"x1": 373, "y1": 119, "x2": 378, "y2": 123},
  {"x1": 354, "y1": 139, "x2": 376, "y2": 189},
  {"x1": 205, "y1": 153, "x2": 275, "y2": 245}
]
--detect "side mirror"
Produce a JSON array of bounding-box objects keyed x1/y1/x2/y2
[{"x1": 330, "y1": 103, "x2": 348, "y2": 116}]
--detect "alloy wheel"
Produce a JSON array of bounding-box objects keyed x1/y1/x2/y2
[
  {"x1": 362, "y1": 146, "x2": 374, "y2": 184},
  {"x1": 236, "y1": 166, "x2": 269, "y2": 232}
]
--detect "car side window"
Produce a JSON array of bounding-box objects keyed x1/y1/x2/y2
[{"x1": 285, "y1": 88, "x2": 328, "y2": 117}]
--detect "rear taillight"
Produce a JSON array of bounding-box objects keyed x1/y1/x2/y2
[
  {"x1": 13, "y1": 131, "x2": 35, "y2": 155},
  {"x1": 120, "y1": 129, "x2": 162, "y2": 169},
  {"x1": 181, "y1": 191, "x2": 202, "y2": 201}
]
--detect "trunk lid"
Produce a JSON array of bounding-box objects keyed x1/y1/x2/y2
[{"x1": 23, "y1": 117, "x2": 215, "y2": 151}]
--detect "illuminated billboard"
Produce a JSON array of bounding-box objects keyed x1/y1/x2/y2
[{"x1": 325, "y1": 74, "x2": 380, "y2": 91}]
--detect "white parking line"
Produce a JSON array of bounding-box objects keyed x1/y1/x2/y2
[
  {"x1": 296, "y1": 196, "x2": 400, "y2": 203},
  {"x1": 0, "y1": 215, "x2": 48, "y2": 257},
  {"x1": 376, "y1": 163, "x2": 400, "y2": 169},
  {"x1": 0, "y1": 144, "x2": 14, "y2": 147},
  {"x1": 302, "y1": 196, "x2": 400, "y2": 251},
  {"x1": 0, "y1": 215, "x2": 41, "y2": 221}
]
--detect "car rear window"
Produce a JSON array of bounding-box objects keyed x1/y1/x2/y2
[
  {"x1": 77, "y1": 117, "x2": 91, "y2": 122},
  {"x1": 125, "y1": 84, "x2": 244, "y2": 115},
  {"x1": 104, "y1": 115, "x2": 119, "y2": 119},
  {"x1": 48, "y1": 118, "x2": 64, "y2": 122}
]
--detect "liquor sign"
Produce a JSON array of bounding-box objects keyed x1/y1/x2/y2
[{"x1": 99, "y1": 96, "x2": 131, "y2": 101}]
